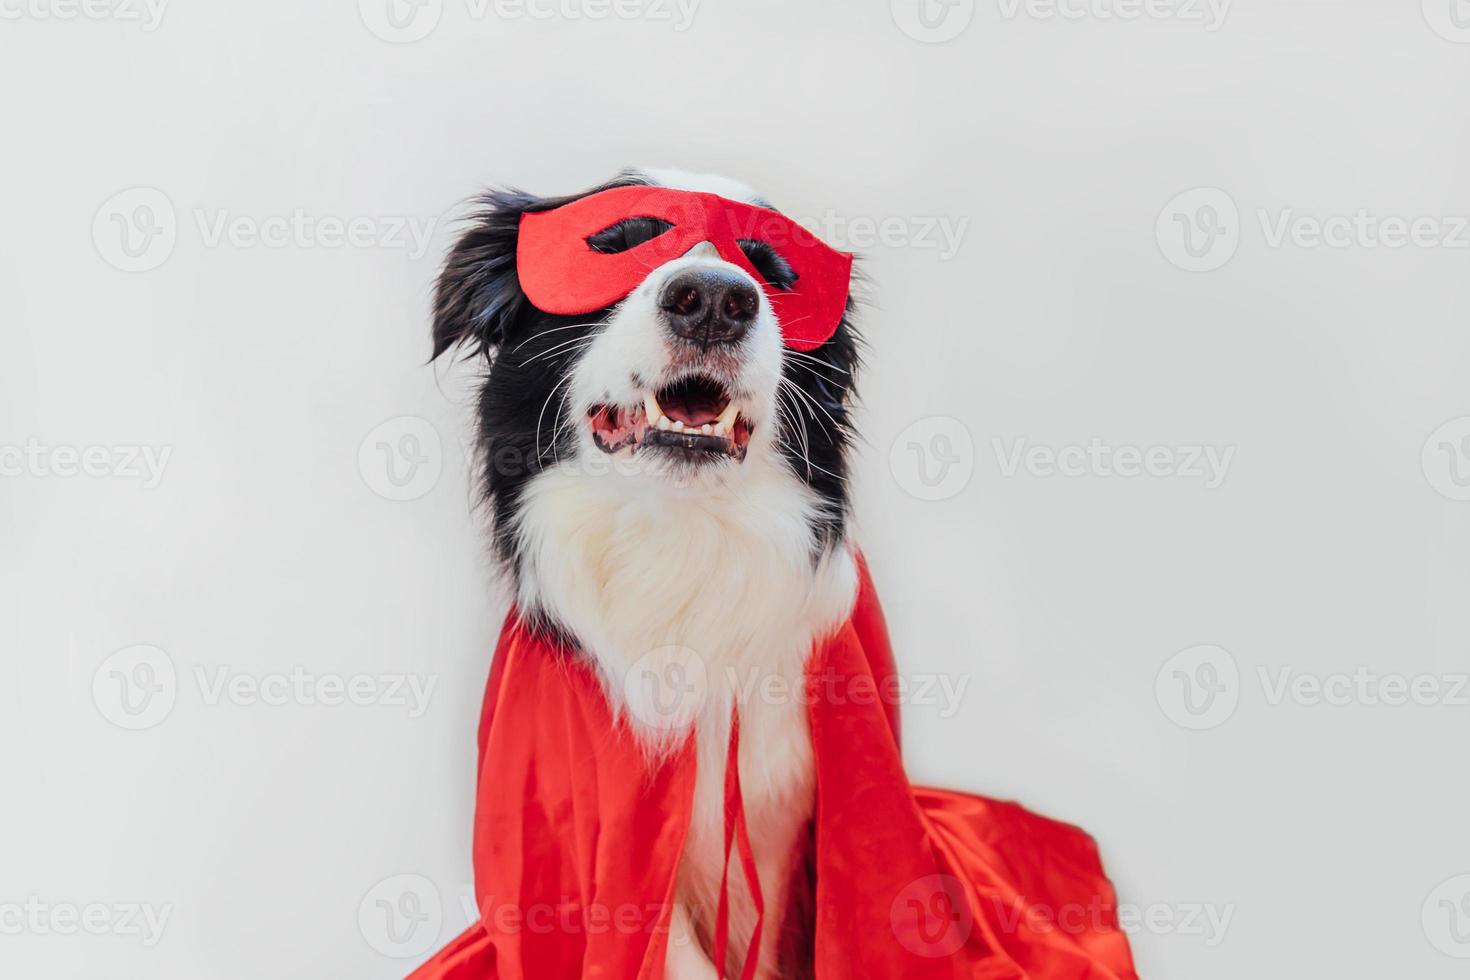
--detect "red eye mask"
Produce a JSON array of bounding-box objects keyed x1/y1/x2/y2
[{"x1": 517, "y1": 186, "x2": 853, "y2": 352}]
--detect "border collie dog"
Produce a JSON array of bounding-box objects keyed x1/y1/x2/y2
[{"x1": 432, "y1": 169, "x2": 862, "y2": 979}]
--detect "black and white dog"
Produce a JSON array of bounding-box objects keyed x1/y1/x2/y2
[{"x1": 432, "y1": 169, "x2": 862, "y2": 979}]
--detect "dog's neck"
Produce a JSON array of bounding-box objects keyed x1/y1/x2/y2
[{"x1": 510, "y1": 454, "x2": 859, "y2": 749}]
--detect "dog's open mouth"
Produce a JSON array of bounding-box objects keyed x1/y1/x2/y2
[{"x1": 588, "y1": 374, "x2": 753, "y2": 462}]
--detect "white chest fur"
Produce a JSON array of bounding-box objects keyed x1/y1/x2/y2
[{"x1": 513, "y1": 454, "x2": 858, "y2": 973}]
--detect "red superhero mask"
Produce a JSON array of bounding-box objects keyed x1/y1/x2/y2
[{"x1": 517, "y1": 186, "x2": 854, "y2": 352}]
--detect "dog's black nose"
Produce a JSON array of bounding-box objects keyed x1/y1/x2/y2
[{"x1": 659, "y1": 269, "x2": 759, "y2": 348}]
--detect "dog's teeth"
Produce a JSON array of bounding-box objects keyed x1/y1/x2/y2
[
  {"x1": 657, "y1": 416, "x2": 672, "y2": 431},
  {"x1": 712, "y1": 423, "x2": 729, "y2": 438},
  {"x1": 643, "y1": 392, "x2": 663, "y2": 424},
  {"x1": 701, "y1": 424, "x2": 713, "y2": 435},
  {"x1": 671, "y1": 420, "x2": 684, "y2": 432},
  {"x1": 716, "y1": 402, "x2": 740, "y2": 431}
]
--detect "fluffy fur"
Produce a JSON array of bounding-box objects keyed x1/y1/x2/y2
[{"x1": 433, "y1": 169, "x2": 864, "y2": 979}]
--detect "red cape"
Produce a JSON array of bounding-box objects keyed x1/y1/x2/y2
[{"x1": 410, "y1": 562, "x2": 1137, "y2": 979}]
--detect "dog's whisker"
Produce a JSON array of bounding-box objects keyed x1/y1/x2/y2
[
  {"x1": 780, "y1": 357, "x2": 838, "y2": 386},
  {"x1": 783, "y1": 349, "x2": 849, "y2": 376},
  {"x1": 510, "y1": 321, "x2": 605, "y2": 354},
  {"x1": 535, "y1": 370, "x2": 579, "y2": 465},
  {"x1": 521, "y1": 337, "x2": 597, "y2": 367},
  {"x1": 775, "y1": 391, "x2": 815, "y2": 481},
  {"x1": 781, "y1": 376, "x2": 844, "y2": 439}
]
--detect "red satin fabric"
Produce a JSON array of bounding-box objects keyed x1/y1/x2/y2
[{"x1": 409, "y1": 564, "x2": 1137, "y2": 979}]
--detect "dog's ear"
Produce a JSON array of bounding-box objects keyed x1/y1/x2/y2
[{"x1": 432, "y1": 190, "x2": 543, "y2": 360}]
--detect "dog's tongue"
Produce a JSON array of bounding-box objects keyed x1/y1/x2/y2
[{"x1": 660, "y1": 390, "x2": 725, "y2": 427}]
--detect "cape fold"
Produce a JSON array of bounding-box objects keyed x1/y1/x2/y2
[{"x1": 407, "y1": 561, "x2": 1137, "y2": 979}]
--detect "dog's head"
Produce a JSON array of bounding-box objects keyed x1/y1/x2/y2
[{"x1": 432, "y1": 169, "x2": 861, "y2": 579}]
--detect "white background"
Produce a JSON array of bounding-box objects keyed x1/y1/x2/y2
[{"x1": 3, "y1": 0, "x2": 1470, "y2": 976}]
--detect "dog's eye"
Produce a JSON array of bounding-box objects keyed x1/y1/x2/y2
[
  {"x1": 737, "y1": 239, "x2": 798, "y2": 291},
  {"x1": 585, "y1": 217, "x2": 675, "y2": 254}
]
